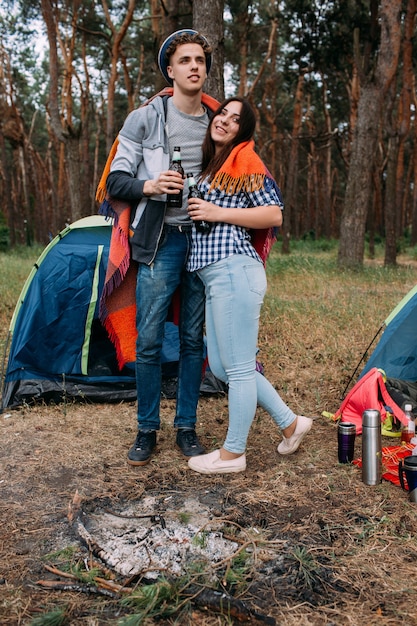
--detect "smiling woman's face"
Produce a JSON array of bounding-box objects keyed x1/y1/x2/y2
[{"x1": 210, "y1": 101, "x2": 242, "y2": 149}]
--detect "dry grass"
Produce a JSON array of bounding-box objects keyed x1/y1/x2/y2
[{"x1": 2, "y1": 241, "x2": 417, "y2": 625}]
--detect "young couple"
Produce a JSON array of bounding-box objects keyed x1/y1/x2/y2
[{"x1": 105, "y1": 29, "x2": 312, "y2": 475}]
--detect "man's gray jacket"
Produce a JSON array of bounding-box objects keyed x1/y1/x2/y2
[{"x1": 107, "y1": 95, "x2": 171, "y2": 265}]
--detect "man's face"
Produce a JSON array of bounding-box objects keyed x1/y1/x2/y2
[{"x1": 167, "y1": 43, "x2": 207, "y2": 93}]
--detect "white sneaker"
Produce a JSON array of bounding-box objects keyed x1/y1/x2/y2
[
  {"x1": 188, "y1": 449, "x2": 246, "y2": 474},
  {"x1": 277, "y1": 416, "x2": 313, "y2": 455}
]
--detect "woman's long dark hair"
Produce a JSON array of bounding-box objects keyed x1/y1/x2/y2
[{"x1": 200, "y1": 97, "x2": 256, "y2": 182}]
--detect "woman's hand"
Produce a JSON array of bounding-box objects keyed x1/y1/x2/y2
[
  {"x1": 187, "y1": 197, "x2": 217, "y2": 223},
  {"x1": 188, "y1": 198, "x2": 282, "y2": 229}
]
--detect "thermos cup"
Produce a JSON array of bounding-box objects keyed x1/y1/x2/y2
[
  {"x1": 338, "y1": 422, "x2": 356, "y2": 463},
  {"x1": 361, "y1": 409, "x2": 382, "y2": 485},
  {"x1": 399, "y1": 455, "x2": 417, "y2": 502}
]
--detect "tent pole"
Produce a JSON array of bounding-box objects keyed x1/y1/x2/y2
[
  {"x1": 340, "y1": 325, "x2": 383, "y2": 400},
  {"x1": 0, "y1": 331, "x2": 11, "y2": 414}
]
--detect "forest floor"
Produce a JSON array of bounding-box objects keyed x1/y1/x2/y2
[{"x1": 1, "y1": 243, "x2": 417, "y2": 625}]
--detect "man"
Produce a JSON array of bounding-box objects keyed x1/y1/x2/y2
[{"x1": 106, "y1": 30, "x2": 219, "y2": 466}]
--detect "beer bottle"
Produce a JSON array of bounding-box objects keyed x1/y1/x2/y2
[
  {"x1": 167, "y1": 146, "x2": 184, "y2": 208},
  {"x1": 187, "y1": 173, "x2": 211, "y2": 234}
]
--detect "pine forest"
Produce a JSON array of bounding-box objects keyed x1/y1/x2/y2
[{"x1": 0, "y1": 0, "x2": 416, "y2": 267}]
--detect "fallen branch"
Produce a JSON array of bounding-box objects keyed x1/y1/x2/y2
[
  {"x1": 93, "y1": 576, "x2": 133, "y2": 594},
  {"x1": 42, "y1": 565, "x2": 132, "y2": 595},
  {"x1": 36, "y1": 579, "x2": 117, "y2": 598},
  {"x1": 191, "y1": 587, "x2": 276, "y2": 625},
  {"x1": 43, "y1": 564, "x2": 77, "y2": 580},
  {"x1": 76, "y1": 520, "x2": 116, "y2": 567}
]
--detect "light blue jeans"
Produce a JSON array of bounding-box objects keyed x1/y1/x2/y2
[{"x1": 198, "y1": 254, "x2": 295, "y2": 454}]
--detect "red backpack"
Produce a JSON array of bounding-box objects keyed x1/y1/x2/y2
[{"x1": 333, "y1": 367, "x2": 408, "y2": 434}]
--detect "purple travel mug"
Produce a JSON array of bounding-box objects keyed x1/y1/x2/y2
[{"x1": 338, "y1": 422, "x2": 356, "y2": 463}]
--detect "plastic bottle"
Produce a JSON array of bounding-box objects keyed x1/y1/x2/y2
[
  {"x1": 187, "y1": 172, "x2": 212, "y2": 234},
  {"x1": 167, "y1": 146, "x2": 184, "y2": 208},
  {"x1": 361, "y1": 409, "x2": 382, "y2": 485},
  {"x1": 401, "y1": 403, "x2": 415, "y2": 444}
]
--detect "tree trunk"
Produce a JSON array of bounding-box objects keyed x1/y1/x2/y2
[
  {"x1": 163, "y1": 0, "x2": 182, "y2": 40},
  {"x1": 102, "y1": 0, "x2": 136, "y2": 152},
  {"x1": 256, "y1": 19, "x2": 279, "y2": 187},
  {"x1": 338, "y1": 0, "x2": 402, "y2": 268},
  {"x1": 321, "y1": 78, "x2": 333, "y2": 238},
  {"x1": 41, "y1": 0, "x2": 83, "y2": 224},
  {"x1": 384, "y1": 134, "x2": 400, "y2": 266},
  {"x1": 411, "y1": 115, "x2": 417, "y2": 246},
  {"x1": 194, "y1": 0, "x2": 225, "y2": 102},
  {"x1": 384, "y1": 0, "x2": 416, "y2": 265},
  {"x1": 397, "y1": 0, "x2": 416, "y2": 239},
  {"x1": 282, "y1": 70, "x2": 305, "y2": 253},
  {"x1": 338, "y1": 85, "x2": 382, "y2": 266},
  {"x1": 236, "y1": 9, "x2": 250, "y2": 97}
]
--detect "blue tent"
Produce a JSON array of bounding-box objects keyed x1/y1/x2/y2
[
  {"x1": 1, "y1": 216, "x2": 139, "y2": 409},
  {"x1": 360, "y1": 284, "x2": 417, "y2": 381}
]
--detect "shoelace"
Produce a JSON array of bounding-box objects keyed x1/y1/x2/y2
[
  {"x1": 135, "y1": 432, "x2": 153, "y2": 449},
  {"x1": 181, "y1": 430, "x2": 199, "y2": 447}
]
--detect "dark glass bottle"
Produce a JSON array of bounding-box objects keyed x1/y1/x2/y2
[
  {"x1": 187, "y1": 172, "x2": 211, "y2": 234},
  {"x1": 167, "y1": 146, "x2": 184, "y2": 208}
]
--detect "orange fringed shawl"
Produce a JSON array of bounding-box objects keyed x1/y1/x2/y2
[{"x1": 209, "y1": 140, "x2": 271, "y2": 194}]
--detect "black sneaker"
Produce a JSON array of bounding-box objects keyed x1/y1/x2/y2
[
  {"x1": 176, "y1": 428, "x2": 205, "y2": 458},
  {"x1": 127, "y1": 430, "x2": 157, "y2": 466}
]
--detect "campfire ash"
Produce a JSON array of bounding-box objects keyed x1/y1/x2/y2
[{"x1": 76, "y1": 495, "x2": 240, "y2": 580}]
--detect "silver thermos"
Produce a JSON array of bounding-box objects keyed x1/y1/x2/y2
[{"x1": 361, "y1": 409, "x2": 382, "y2": 485}]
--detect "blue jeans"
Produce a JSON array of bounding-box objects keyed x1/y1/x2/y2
[
  {"x1": 135, "y1": 227, "x2": 205, "y2": 431},
  {"x1": 198, "y1": 254, "x2": 295, "y2": 454}
]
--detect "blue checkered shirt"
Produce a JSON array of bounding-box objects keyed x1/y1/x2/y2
[{"x1": 186, "y1": 177, "x2": 283, "y2": 272}]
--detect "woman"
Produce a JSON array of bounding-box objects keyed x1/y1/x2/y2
[{"x1": 186, "y1": 97, "x2": 312, "y2": 474}]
